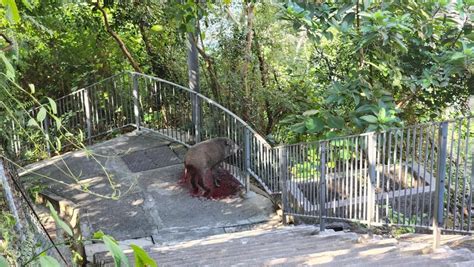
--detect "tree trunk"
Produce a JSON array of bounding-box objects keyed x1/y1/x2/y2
[{"x1": 241, "y1": 2, "x2": 255, "y2": 121}]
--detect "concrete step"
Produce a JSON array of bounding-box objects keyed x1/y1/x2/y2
[
  {"x1": 94, "y1": 225, "x2": 474, "y2": 267},
  {"x1": 154, "y1": 233, "x2": 367, "y2": 266}
]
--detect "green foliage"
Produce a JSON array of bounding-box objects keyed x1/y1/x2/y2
[
  {"x1": 94, "y1": 231, "x2": 130, "y2": 267},
  {"x1": 0, "y1": 255, "x2": 8, "y2": 267},
  {"x1": 46, "y1": 201, "x2": 73, "y2": 237},
  {"x1": 279, "y1": 1, "x2": 473, "y2": 142},
  {"x1": 93, "y1": 231, "x2": 158, "y2": 267},
  {"x1": 37, "y1": 254, "x2": 61, "y2": 267},
  {"x1": 131, "y1": 244, "x2": 157, "y2": 267}
]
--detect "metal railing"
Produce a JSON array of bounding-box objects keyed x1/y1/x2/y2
[
  {"x1": 7, "y1": 72, "x2": 474, "y2": 239},
  {"x1": 281, "y1": 117, "x2": 474, "y2": 234},
  {"x1": 9, "y1": 72, "x2": 280, "y2": 194}
]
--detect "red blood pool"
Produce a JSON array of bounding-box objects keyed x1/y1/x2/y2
[{"x1": 179, "y1": 168, "x2": 242, "y2": 199}]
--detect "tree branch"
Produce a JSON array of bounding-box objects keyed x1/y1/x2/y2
[
  {"x1": 95, "y1": 3, "x2": 142, "y2": 73},
  {"x1": 0, "y1": 33, "x2": 14, "y2": 52}
]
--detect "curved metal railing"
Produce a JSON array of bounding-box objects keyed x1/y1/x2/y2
[
  {"x1": 10, "y1": 71, "x2": 280, "y2": 194},
  {"x1": 9, "y1": 72, "x2": 474, "y2": 237}
]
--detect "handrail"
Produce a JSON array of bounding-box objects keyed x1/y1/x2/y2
[{"x1": 130, "y1": 72, "x2": 274, "y2": 149}]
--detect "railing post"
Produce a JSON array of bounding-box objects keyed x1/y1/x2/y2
[
  {"x1": 192, "y1": 92, "x2": 201, "y2": 143},
  {"x1": 243, "y1": 127, "x2": 251, "y2": 193},
  {"x1": 320, "y1": 141, "x2": 327, "y2": 232},
  {"x1": 433, "y1": 121, "x2": 448, "y2": 249},
  {"x1": 132, "y1": 73, "x2": 141, "y2": 131},
  {"x1": 279, "y1": 146, "x2": 288, "y2": 224},
  {"x1": 83, "y1": 89, "x2": 92, "y2": 145},
  {"x1": 43, "y1": 114, "x2": 51, "y2": 157},
  {"x1": 367, "y1": 133, "x2": 377, "y2": 227}
]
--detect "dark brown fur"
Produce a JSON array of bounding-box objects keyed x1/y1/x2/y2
[{"x1": 184, "y1": 137, "x2": 239, "y2": 196}]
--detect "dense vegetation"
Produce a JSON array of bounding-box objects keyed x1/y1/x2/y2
[{"x1": 1, "y1": 1, "x2": 473, "y2": 144}]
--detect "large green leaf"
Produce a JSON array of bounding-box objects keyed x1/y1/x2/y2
[
  {"x1": 0, "y1": 255, "x2": 8, "y2": 267},
  {"x1": 326, "y1": 115, "x2": 345, "y2": 129},
  {"x1": 47, "y1": 202, "x2": 73, "y2": 237},
  {"x1": 131, "y1": 244, "x2": 157, "y2": 267},
  {"x1": 360, "y1": 115, "x2": 378, "y2": 124},
  {"x1": 302, "y1": 109, "x2": 318, "y2": 116},
  {"x1": 304, "y1": 117, "x2": 324, "y2": 133},
  {"x1": 38, "y1": 255, "x2": 61, "y2": 267},
  {"x1": 21, "y1": 0, "x2": 33, "y2": 10},
  {"x1": 290, "y1": 122, "x2": 306, "y2": 134},
  {"x1": 3, "y1": 0, "x2": 20, "y2": 23},
  {"x1": 0, "y1": 52, "x2": 15, "y2": 79},
  {"x1": 36, "y1": 107, "x2": 47, "y2": 123},
  {"x1": 103, "y1": 235, "x2": 130, "y2": 267},
  {"x1": 47, "y1": 97, "x2": 57, "y2": 115}
]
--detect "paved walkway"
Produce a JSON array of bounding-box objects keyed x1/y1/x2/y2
[{"x1": 21, "y1": 130, "x2": 275, "y2": 257}]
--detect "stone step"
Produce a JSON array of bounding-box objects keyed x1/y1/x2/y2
[
  {"x1": 316, "y1": 246, "x2": 471, "y2": 267},
  {"x1": 202, "y1": 243, "x2": 399, "y2": 267},
  {"x1": 94, "y1": 225, "x2": 474, "y2": 267},
  {"x1": 154, "y1": 233, "x2": 370, "y2": 266}
]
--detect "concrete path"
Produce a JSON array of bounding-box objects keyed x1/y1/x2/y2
[{"x1": 21, "y1": 130, "x2": 275, "y2": 258}]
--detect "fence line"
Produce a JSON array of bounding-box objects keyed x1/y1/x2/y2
[{"x1": 6, "y1": 71, "x2": 474, "y2": 238}]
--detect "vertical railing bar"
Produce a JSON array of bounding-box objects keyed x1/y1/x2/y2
[
  {"x1": 111, "y1": 79, "x2": 117, "y2": 128},
  {"x1": 367, "y1": 133, "x2": 376, "y2": 226},
  {"x1": 421, "y1": 126, "x2": 430, "y2": 226},
  {"x1": 103, "y1": 82, "x2": 109, "y2": 129},
  {"x1": 377, "y1": 133, "x2": 383, "y2": 223},
  {"x1": 409, "y1": 127, "x2": 417, "y2": 225},
  {"x1": 307, "y1": 144, "x2": 311, "y2": 216},
  {"x1": 95, "y1": 86, "x2": 101, "y2": 134},
  {"x1": 337, "y1": 139, "x2": 343, "y2": 218},
  {"x1": 326, "y1": 141, "x2": 331, "y2": 217},
  {"x1": 355, "y1": 137, "x2": 360, "y2": 220},
  {"x1": 43, "y1": 113, "x2": 51, "y2": 158},
  {"x1": 453, "y1": 120, "x2": 463, "y2": 231},
  {"x1": 243, "y1": 127, "x2": 251, "y2": 193},
  {"x1": 83, "y1": 88, "x2": 92, "y2": 145},
  {"x1": 349, "y1": 137, "x2": 354, "y2": 220},
  {"x1": 386, "y1": 130, "x2": 393, "y2": 224},
  {"x1": 397, "y1": 129, "x2": 404, "y2": 224},
  {"x1": 460, "y1": 118, "x2": 470, "y2": 231},
  {"x1": 428, "y1": 125, "x2": 437, "y2": 226},
  {"x1": 343, "y1": 139, "x2": 348, "y2": 219},
  {"x1": 265, "y1": 143, "x2": 269, "y2": 196},
  {"x1": 300, "y1": 143, "x2": 305, "y2": 215},
  {"x1": 70, "y1": 94, "x2": 75, "y2": 130},
  {"x1": 434, "y1": 121, "x2": 448, "y2": 249},
  {"x1": 381, "y1": 132, "x2": 388, "y2": 223},
  {"x1": 415, "y1": 126, "x2": 424, "y2": 226},
  {"x1": 445, "y1": 121, "x2": 456, "y2": 228},
  {"x1": 403, "y1": 128, "x2": 412, "y2": 225},
  {"x1": 320, "y1": 141, "x2": 327, "y2": 231},
  {"x1": 363, "y1": 135, "x2": 367, "y2": 222},
  {"x1": 468, "y1": 123, "x2": 474, "y2": 232},
  {"x1": 117, "y1": 75, "x2": 124, "y2": 125},
  {"x1": 172, "y1": 85, "x2": 177, "y2": 140}
]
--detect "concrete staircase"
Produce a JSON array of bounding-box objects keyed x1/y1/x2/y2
[{"x1": 93, "y1": 225, "x2": 474, "y2": 266}]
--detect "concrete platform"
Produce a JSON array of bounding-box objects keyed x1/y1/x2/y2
[{"x1": 20, "y1": 130, "x2": 275, "y2": 255}]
